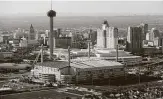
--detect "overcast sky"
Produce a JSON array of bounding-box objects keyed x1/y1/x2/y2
[{"x1": 0, "y1": 1, "x2": 163, "y2": 16}]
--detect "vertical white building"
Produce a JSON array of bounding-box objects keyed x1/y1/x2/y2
[
  {"x1": 19, "y1": 39, "x2": 28, "y2": 47},
  {"x1": 149, "y1": 28, "x2": 161, "y2": 47},
  {"x1": 97, "y1": 21, "x2": 108, "y2": 48},
  {"x1": 149, "y1": 28, "x2": 155, "y2": 41},
  {"x1": 106, "y1": 27, "x2": 118, "y2": 49},
  {"x1": 96, "y1": 20, "x2": 118, "y2": 49},
  {"x1": 97, "y1": 29, "x2": 106, "y2": 48},
  {"x1": 146, "y1": 32, "x2": 150, "y2": 40},
  {"x1": 35, "y1": 31, "x2": 39, "y2": 40},
  {"x1": 45, "y1": 30, "x2": 49, "y2": 37}
]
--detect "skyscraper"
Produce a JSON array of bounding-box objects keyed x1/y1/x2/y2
[
  {"x1": 139, "y1": 23, "x2": 148, "y2": 40},
  {"x1": 29, "y1": 24, "x2": 35, "y2": 40},
  {"x1": 97, "y1": 29, "x2": 105, "y2": 48},
  {"x1": 97, "y1": 20, "x2": 118, "y2": 49},
  {"x1": 149, "y1": 28, "x2": 160, "y2": 41},
  {"x1": 149, "y1": 28, "x2": 161, "y2": 47},
  {"x1": 106, "y1": 27, "x2": 118, "y2": 49},
  {"x1": 126, "y1": 26, "x2": 143, "y2": 53},
  {"x1": 97, "y1": 21, "x2": 109, "y2": 48}
]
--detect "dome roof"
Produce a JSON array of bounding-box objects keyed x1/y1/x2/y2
[
  {"x1": 95, "y1": 48, "x2": 132, "y2": 57},
  {"x1": 47, "y1": 10, "x2": 56, "y2": 17}
]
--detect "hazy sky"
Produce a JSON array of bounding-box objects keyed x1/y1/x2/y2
[{"x1": 0, "y1": 1, "x2": 163, "y2": 16}]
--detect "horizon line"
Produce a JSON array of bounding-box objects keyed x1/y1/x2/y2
[{"x1": 1, "y1": 12, "x2": 163, "y2": 17}]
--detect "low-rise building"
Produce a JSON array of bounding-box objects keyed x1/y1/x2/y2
[
  {"x1": 95, "y1": 48, "x2": 142, "y2": 66},
  {"x1": 0, "y1": 63, "x2": 31, "y2": 72},
  {"x1": 28, "y1": 40, "x2": 39, "y2": 46},
  {"x1": 19, "y1": 39, "x2": 28, "y2": 47},
  {"x1": 0, "y1": 52, "x2": 13, "y2": 59},
  {"x1": 46, "y1": 48, "x2": 142, "y2": 66},
  {"x1": 31, "y1": 60, "x2": 124, "y2": 83},
  {"x1": 19, "y1": 39, "x2": 39, "y2": 47},
  {"x1": 54, "y1": 37, "x2": 71, "y2": 48},
  {"x1": 9, "y1": 39, "x2": 20, "y2": 47},
  {"x1": 0, "y1": 35, "x2": 11, "y2": 44}
]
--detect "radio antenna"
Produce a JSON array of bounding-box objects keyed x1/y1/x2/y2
[{"x1": 51, "y1": 0, "x2": 52, "y2": 10}]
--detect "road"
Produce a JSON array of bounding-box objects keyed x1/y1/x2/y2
[{"x1": 0, "y1": 88, "x2": 82, "y2": 99}]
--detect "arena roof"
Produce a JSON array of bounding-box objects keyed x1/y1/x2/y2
[
  {"x1": 71, "y1": 60, "x2": 123, "y2": 69},
  {"x1": 36, "y1": 59, "x2": 123, "y2": 70}
]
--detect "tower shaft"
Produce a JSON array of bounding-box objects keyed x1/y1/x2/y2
[{"x1": 49, "y1": 17, "x2": 54, "y2": 59}]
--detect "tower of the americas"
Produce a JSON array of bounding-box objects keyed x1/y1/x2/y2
[{"x1": 47, "y1": 7, "x2": 56, "y2": 59}]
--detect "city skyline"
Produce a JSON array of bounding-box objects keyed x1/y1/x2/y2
[{"x1": 0, "y1": 1, "x2": 163, "y2": 16}]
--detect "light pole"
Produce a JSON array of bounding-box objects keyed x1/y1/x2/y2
[
  {"x1": 124, "y1": 62, "x2": 127, "y2": 80},
  {"x1": 91, "y1": 73, "x2": 93, "y2": 87},
  {"x1": 137, "y1": 59, "x2": 140, "y2": 85},
  {"x1": 116, "y1": 28, "x2": 119, "y2": 62}
]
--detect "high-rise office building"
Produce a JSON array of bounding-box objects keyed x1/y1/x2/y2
[
  {"x1": 126, "y1": 26, "x2": 143, "y2": 53},
  {"x1": 97, "y1": 21, "x2": 109, "y2": 48},
  {"x1": 97, "y1": 29, "x2": 106, "y2": 48},
  {"x1": 89, "y1": 30, "x2": 97, "y2": 46},
  {"x1": 29, "y1": 24, "x2": 35, "y2": 40},
  {"x1": 139, "y1": 23, "x2": 148, "y2": 40},
  {"x1": 149, "y1": 28, "x2": 160, "y2": 41},
  {"x1": 97, "y1": 20, "x2": 118, "y2": 49},
  {"x1": 149, "y1": 28, "x2": 161, "y2": 47},
  {"x1": 106, "y1": 27, "x2": 118, "y2": 49}
]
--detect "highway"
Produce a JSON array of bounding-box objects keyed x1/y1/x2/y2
[{"x1": 0, "y1": 88, "x2": 82, "y2": 99}]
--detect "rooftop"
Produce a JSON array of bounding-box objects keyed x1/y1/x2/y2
[
  {"x1": 28, "y1": 40, "x2": 39, "y2": 45},
  {"x1": 36, "y1": 61, "x2": 69, "y2": 68},
  {"x1": 0, "y1": 63, "x2": 31, "y2": 69},
  {"x1": 95, "y1": 48, "x2": 142, "y2": 58},
  {"x1": 36, "y1": 59, "x2": 123, "y2": 70},
  {"x1": 71, "y1": 59, "x2": 123, "y2": 69}
]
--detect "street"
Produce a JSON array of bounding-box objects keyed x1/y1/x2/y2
[{"x1": 0, "y1": 88, "x2": 82, "y2": 99}]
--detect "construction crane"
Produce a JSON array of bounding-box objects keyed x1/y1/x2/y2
[
  {"x1": 32, "y1": 44, "x2": 44, "y2": 66},
  {"x1": 32, "y1": 44, "x2": 57, "y2": 70},
  {"x1": 31, "y1": 44, "x2": 44, "y2": 78}
]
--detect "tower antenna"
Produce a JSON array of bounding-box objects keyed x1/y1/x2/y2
[{"x1": 51, "y1": 0, "x2": 52, "y2": 10}]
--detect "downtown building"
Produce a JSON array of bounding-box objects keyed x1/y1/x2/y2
[
  {"x1": 149, "y1": 28, "x2": 161, "y2": 47},
  {"x1": 31, "y1": 59, "x2": 124, "y2": 84},
  {"x1": 29, "y1": 24, "x2": 35, "y2": 40},
  {"x1": 126, "y1": 26, "x2": 143, "y2": 54},
  {"x1": 95, "y1": 21, "x2": 142, "y2": 66},
  {"x1": 139, "y1": 23, "x2": 148, "y2": 41},
  {"x1": 45, "y1": 28, "x2": 72, "y2": 49},
  {"x1": 97, "y1": 21, "x2": 118, "y2": 49},
  {"x1": 144, "y1": 27, "x2": 163, "y2": 55}
]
